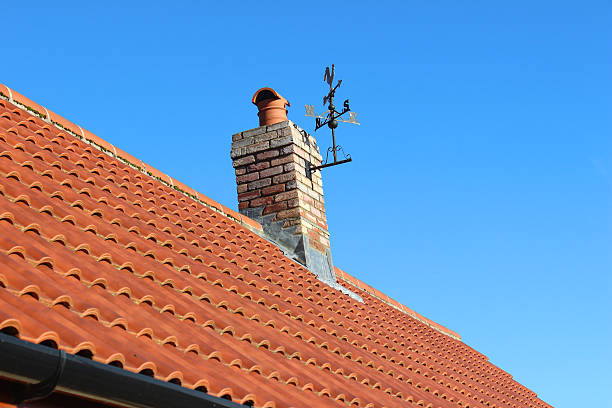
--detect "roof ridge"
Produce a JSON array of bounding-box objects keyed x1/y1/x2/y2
[
  {"x1": 0, "y1": 82, "x2": 262, "y2": 235},
  {"x1": 335, "y1": 266, "x2": 462, "y2": 341}
]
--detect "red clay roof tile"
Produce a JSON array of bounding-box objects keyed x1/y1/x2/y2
[{"x1": 0, "y1": 85, "x2": 551, "y2": 408}]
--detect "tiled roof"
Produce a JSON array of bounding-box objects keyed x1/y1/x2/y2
[{"x1": 0, "y1": 83, "x2": 551, "y2": 408}]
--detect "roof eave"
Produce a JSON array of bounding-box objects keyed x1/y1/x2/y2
[{"x1": 0, "y1": 333, "x2": 244, "y2": 408}]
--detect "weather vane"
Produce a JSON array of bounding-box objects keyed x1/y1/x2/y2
[{"x1": 304, "y1": 64, "x2": 358, "y2": 178}]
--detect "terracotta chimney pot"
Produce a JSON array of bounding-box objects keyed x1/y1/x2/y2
[{"x1": 252, "y1": 87, "x2": 290, "y2": 126}]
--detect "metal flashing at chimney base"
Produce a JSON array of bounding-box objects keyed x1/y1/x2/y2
[{"x1": 242, "y1": 205, "x2": 361, "y2": 301}]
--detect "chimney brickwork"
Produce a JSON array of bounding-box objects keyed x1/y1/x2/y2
[{"x1": 231, "y1": 120, "x2": 336, "y2": 282}]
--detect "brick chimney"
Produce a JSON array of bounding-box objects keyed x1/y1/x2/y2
[{"x1": 230, "y1": 87, "x2": 336, "y2": 282}]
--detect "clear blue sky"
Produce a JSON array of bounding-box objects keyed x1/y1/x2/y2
[{"x1": 3, "y1": 1, "x2": 610, "y2": 406}]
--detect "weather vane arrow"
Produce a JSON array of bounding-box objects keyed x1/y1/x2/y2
[{"x1": 304, "y1": 64, "x2": 358, "y2": 177}]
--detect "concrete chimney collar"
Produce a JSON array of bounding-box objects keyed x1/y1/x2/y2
[{"x1": 252, "y1": 87, "x2": 290, "y2": 126}]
